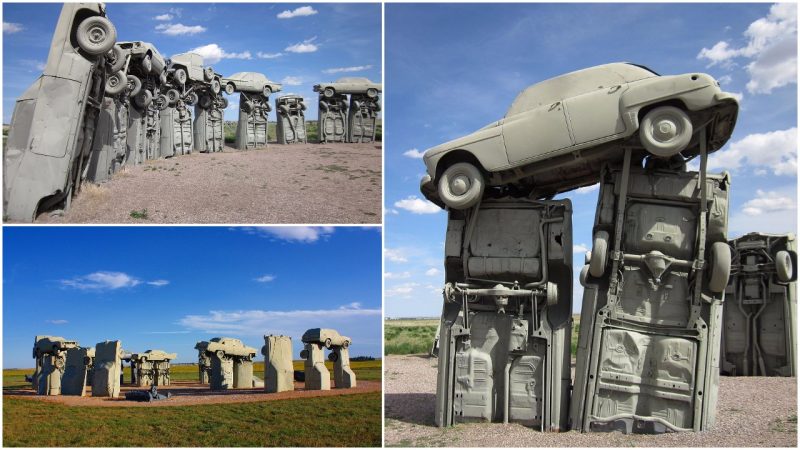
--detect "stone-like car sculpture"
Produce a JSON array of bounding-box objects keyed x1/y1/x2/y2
[
  {"x1": 302, "y1": 328, "x2": 351, "y2": 348},
  {"x1": 314, "y1": 77, "x2": 381, "y2": 99},
  {"x1": 113, "y1": 41, "x2": 168, "y2": 110},
  {"x1": 4, "y1": 2, "x2": 117, "y2": 222},
  {"x1": 165, "y1": 52, "x2": 221, "y2": 106},
  {"x1": 419, "y1": 62, "x2": 739, "y2": 209},
  {"x1": 222, "y1": 72, "x2": 282, "y2": 97}
]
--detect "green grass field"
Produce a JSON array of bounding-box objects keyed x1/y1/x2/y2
[
  {"x1": 385, "y1": 316, "x2": 582, "y2": 356},
  {"x1": 223, "y1": 120, "x2": 382, "y2": 144},
  {"x1": 3, "y1": 360, "x2": 382, "y2": 447}
]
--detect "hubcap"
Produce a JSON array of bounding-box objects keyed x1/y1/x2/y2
[
  {"x1": 450, "y1": 175, "x2": 470, "y2": 196},
  {"x1": 653, "y1": 117, "x2": 679, "y2": 142},
  {"x1": 89, "y1": 26, "x2": 105, "y2": 44},
  {"x1": 109, "y1": 76, "x2": 120, "y2": 87}
]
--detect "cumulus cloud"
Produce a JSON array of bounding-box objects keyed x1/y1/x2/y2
[
  {"x1": 277, "y1": 6, "x2": 318, "y2": 19},
  {"x1": 146, "y1": 280, "x2": 170, "y2": 287},
  {"x1": 153, "y1": 14, "x2": 173, "y2": 21},
  {"x1": 255, "y1": 274, "x2": 276, "y2": 283},
  {"x1": 188, "y1": 43, "x2": 252, "y2": 65},
  {"x1": 697, "y1": 3, "x2": 797, "y2": 94},
  {"x1": 3, "y1": 22, "x2": 23, "y2": 34},
  {"x1": 394, "y1": 196, "x2": 441, "y2": 214},
  {"x1": 61, "y1": 271, "x2": 138, "y2": 290},
  {"x1": 46, "y1": 319, "x2": 68, "y2": 325},
  {"x1": 156, "y1": 23, "x2": 206, "y2": 36},
  {"x1": 385, "y1": 283, "x2": 419, "y2": 298},
  {"x1": 241, "y1": 226, "x2": 335, "y2": 243},
  {"x1": 741, "y1": 190, "x2": 796, "y2": 216},
  {"x1": 729, "y1": 188, "x2": 797, "y2": 235},
  {"x1": 403, "y1": 148, "x2": 425, "y2": 159},
  {"x1": 573, "y1": 243, "x2": 590, "y2": 253},
  {"x1": 323, "y1": 65, "x2": 373, "y2": 74},
  {"x1": 285, "y1": 37, "x2": 318, "y2": 53},
  {"x1": 281, "y1": 76, "x2": 303, "y2": 86},
  {"x1": 385, "y1": 248, "x2": 408, "y2": 263},
  {"x1": 706, "y1": 127, "x2": 796, "y2": 176},
  {"x1": 257, "y1": 52, "x2": 283, "y2": 59},
  {"x1": 385, "y1": 271, "x2": 412, "y2": 279},
  {"x1": 425, "y1": 268, "x2": 441, "y2": 276},
  {"x1": 575, "y1": 184, "x2": 599, "y2": 194}
]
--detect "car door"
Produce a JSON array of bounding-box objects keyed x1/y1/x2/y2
[
  {"x1": 564, "y1": 83, "x2": 629, "y2": 145},
  {"x1": 502, "y1": 100, "x2": 573, "y2": 165}
]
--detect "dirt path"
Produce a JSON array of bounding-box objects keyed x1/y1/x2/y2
[
  {"x1": 384, "y1": 355, "x2": 797, "y2": 447},
  {"x1": 4, "y1": 379, "x2": 381, "y2": 407},
  {"x1": 34, "y1": 143, "x2": 382, "y2": 224}
]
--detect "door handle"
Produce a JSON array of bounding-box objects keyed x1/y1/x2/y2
[{"x1": 549, "y1": 101, "x2": 561, "y2": 111}]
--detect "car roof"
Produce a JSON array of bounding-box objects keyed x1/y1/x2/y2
[
  {"x1": 506, "y1": 62, "x2": 658, "y2": 117},
  {"x1": 228, "y1": 72, "x2": 265, "y2": 80},
  {"x1": 335, "y1": 77, "x2": 371, "y2": 83}
]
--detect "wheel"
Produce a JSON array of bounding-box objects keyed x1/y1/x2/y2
[
  {"x1": 159, "y1": 71, "x2": 167, "y2": 85},
  {"x1": 300, "y1": 102, "x2": 307, "y2": 111},
  {"x1": 319, "y1": 101, "x2": 329, "y2": 112},
  {"x1": 153, "y1": 93, "x2": 168, "y2": 110},
  {"x1": 775, "y1": 250, "x2": 794, "y2": 282},
  {"x1": 242, "y1": 100, "x2": 254, "y2": 113},
  {"x1": 166, "y1": 89, "x2": 180, "y2": 106},
  {"x1": 437, "y1": 162, "x2": 484, "y2": 210},
  {"x1": 373, "y1": 102, "x2": 381, "y2": 112},
  {"x1": 105, "y1": 70, "x2": 127, "y2": 95},
  {"x1": 342, "y1": 341, "x2": 350, "y2": 349},
  {"x1": 134, "y1": 90, "x2": 152, "y2": 109},
  {"x1": 263, "y1": 86, "x2": 272, "y2": 97},
  {"x1": 225, "y1": 82, "x2": 235, "y2": 95},
  {"x1": 142, "y1": 55, "x2": 153, "y2": 73},
  {"x1": 639, "y1": 106, "x2": 693, "y2": 157},
  {"x1": 589, "y1": 231, "x2": 609, "y2": 277},
  {"x1": 204, "y1": 66, "x2": 214, "y2": 81},
  {"x1": 366, "y1": 88, "x2": 378, "y2": 98},
  {"x1": 325, "y1": 338, "x2": 332, "y2": 349},
  {"x1": 278, "y1": 105, "x2": 289, "y2": 115},
  {"x1": 323, "y1": 87, "x2": 335, "y2": 98},
  {"x1": 173, "y1": 68, "x2": 187, "y2": 85},
  {"x1": 211, "y1": 79, "x2": 221, "y2": 94},
  {"x1": 76, "y1": 16, "x2": 117, "y2": 56},
  {"x1": 185, "y1": 92, "x2": 198, "y2": 106},
  {"x1": 219, "y1": 97, "x2": 229, "y2": 109},
  {"x1": 126, "y1": 74, "x2": 142, "y2": 97},
  {"x1": 579, "y1": 264, "x2": 590, "y2": 287},
  {"x1": 106, "y1": 45, "x2": 125, "y2": 72},
  {"x1": 199, "y1": 95, "x2": 212, "y2": 109},
  {"x1": 707, "y1": 241, "x2": 732, "y2": 293},
  {"x1": 546, "y1": 281, "x2": 558, "y2": 306}
]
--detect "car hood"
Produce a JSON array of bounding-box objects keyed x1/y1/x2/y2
[{"x1": 423, "y1": 119, "x2": 502, "y2": 158}]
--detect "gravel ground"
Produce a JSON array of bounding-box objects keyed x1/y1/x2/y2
[
  {"x1": 385, "y1": 355, "x2": 797, "y2": 447},
  {"x1": 33, "y1": 143, "x2": 382, "y2": 224},
  {"x1": 4, "y1": 379, "x2": 381, "y2": 407}
]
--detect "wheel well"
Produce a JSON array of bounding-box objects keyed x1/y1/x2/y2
[
  {"x1": 637, "y1": 99, "x2": 688, "y2": 123},
  {"x1": 435, "y1": 150, "x2": 486, "y2": 180},
  {"x1": 69, "y1": 9, "x2": 103, "y2": 57}
]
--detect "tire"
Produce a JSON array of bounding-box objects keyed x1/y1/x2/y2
[
  {"x1": 76, "y1": 16, "x2": 117, "y2": 56},
  {"x1": 105, "y1": 70, "x2": 127, "y2": 95},
  {"x1": 159, "y1": 71, "x2": 167, "y2": 85},
  {"x1": 373, "y1": 102, "x2": 381, "y2": 112},
  {"x1": 219, "y1": 97, "x2": 229, "y2": 109},
  {"x1": 225, "y1": 83, "x2": 235, "y2": 95},
  {"x1": 639, "y1": 106, "x2": 693, "y2": 157},
  {"x1": 775, "y1": 250, "x2": 794, "y2": 282},
  {"x1": 366, "y1": 88, "x2": 378, "y2": 98},
  {"x1": 126, "y1": 74, "x2": 142, "y2": 97},
  {"x1": 242, "y1": 100, "x2": 254, "y2": 113},
  {"x1": 278, "y1": 105, "x2": 289, "y2": 115},
  {"x1": 546, "y1": 281, "x2": 558, "y2": 306},
  {"x1": 173, "y1": 68, "x2": 187, "y2": 85},
  {"x1": 107, "y1": 45, "x2": 125, "y2": 72},
  {"x1": 204, "y1": 66, "x2": 214, "y2": 81},
  {"x1": 263, "y1": 86, "x2": 272, "y2": 97},
  {"x1": 707, "y1": 241, "x2": 732, "y2": 293},
  {"x1": 135, "y1": 90, "x2": 153, "y2": 109},
  {"x1": 579, "y1": 264, "x2": 590, "y2": 287},
  {"x1": 300, "y1": 102, "x2": 307, "y2": 111},
  {"x1": 166, "y1": 89, "x2": 180, "y2": 106},
  {"x1": 153, "y1": 93, "x2": 168, "y2": 111},
  {"x1": 199, "y1": 95, "x2": 212, "y2": 109},
  {"x1": 325, "y1": 338, "x2": 332, "y2": 349},
  {"x1": 142, "y1": 55, "x2": 153, "y2": 73},
  {"x1": 211, "y1": 79, "x2": 221, "y2": 94},
  {"x1": 323, "y1": 87, "x2": 335, "y2": 98},
  {"x1": 589, "y1": 231, "x2": 609, "y2": 278},
  {"x1": 319, "y1": 101, "x2": 329, "y2": 112},
  {"x1": 437, "y1": 162, "x2": 484, "y2": 210},
  {"x1": 185, "y1": 92, "x2": 198, "y2": 106}
]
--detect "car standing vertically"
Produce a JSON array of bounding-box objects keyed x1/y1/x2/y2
[
  {"x1": 4, "y1": 3, "x2": 117, "y2": 222},
  {"x1": 419, "y1": 63, "x2": 739, "y2": 209}
]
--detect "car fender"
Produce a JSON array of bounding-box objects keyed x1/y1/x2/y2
[
  {"x1": 620, "y1": 74, "x2": 720, "y2": 130},
  {"x1": 423, "y1": 122, "x2": 508, "y2": 179}
]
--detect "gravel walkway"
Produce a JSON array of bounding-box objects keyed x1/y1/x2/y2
[
  {"x1": 385, "y1": 355, "x2": 797, "y2": 447},
  {"x1": 34, "y1": 143, "x2": 382, "y2": 224}
]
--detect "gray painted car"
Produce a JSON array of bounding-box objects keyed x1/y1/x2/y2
[
  {"x1": 420, "y1": 63, "x2": 739, "y2": 209},
  {"x1": 314, "y1": 77, "x2": 381, "y2": 98},
  {"x1": 166, "y1": 52, "x2": 221, "y2": 99},
  {"x1": 4, "y1": 3, "x2": 117, "y2": 222},
  {"x1": 222, "y1": 72, "x2": 282, "y2": 97},
  {"x1": 302, "y1": 328, "x2": 351, "y2": 348}
]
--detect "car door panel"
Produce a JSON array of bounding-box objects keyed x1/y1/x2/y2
[
  {"x1": 565, "y1": 85, "x2": 629, "y2": 145},
  {"x1": 502, "y1": 102, "x2": 572, "y2": 165}
]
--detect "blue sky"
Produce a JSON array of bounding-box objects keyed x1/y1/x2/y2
[
  {"x1": 2, "y1": 3, "x2": 381, "y2": 122},
  {"x1": 3, "y1": 226, "x2": 381, "y2": 368},
  {"x1": 384, "y1": 3, "x2": 797, "y2": 318}
]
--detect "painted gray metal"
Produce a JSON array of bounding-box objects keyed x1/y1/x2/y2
[
  {"x1": 32, "y1": 336, "x2": 79, "y2": 395},
  {"x1": 331, "y1": 345, "x2": 356, "y2": 389},
  {"x1": 571, "y1": 147, "x2": 730, "y2": 433},
  {"x1": 318, "y1": 94, "x2": 348, "y2": 143},
  {"x1": 222, "y1": 72, "x2": 282, "y2": 96},
  {"x1": 61, "y1": 347, "x2": 95, "y2": 396},
  {"x1": 130, "y1": 350, "x2": 177, "y2": 387},
  {"x1": 159, "y1": 101, "x2": 193, "y2": 157},
  {"x1": 193, "y1": 95, "x2": 226, "y2": 153},
  {"x1": 347, "y1": 94, "x2": 380, "y2": 143},
  {"x1": 262, "y1": 335, "x2": 294, "y2": 393},
  {"x1": 92, "y1": 340, "x2": 123, "y2": 397},
  {"x1": 275, "y1": 95, "x2": 307, "y2": 144},
  {"x1": 234, "y1": 93, "x2": 270, "y2": 150},
  {"x1": 722, "y1": 233, "x2": 797, "y2": 376},
  {"x1": 87, "y1": 98, "x2": 127, "y2": 182},
  {"x1": 433, "y1": 198, "x2": 573, "y2": 431},
  {"x1": 313, "y1": 77, "x2": 381, "y2": 98},
  {"x1": 195, "y1": 338, "x2": 257, "y2": 390},
  {"x1": 301, "y1": 342, "x2": 330, "y2": 390},
  {"x1": 4, "y1": 3, "x2": 117, "y2": 221}
]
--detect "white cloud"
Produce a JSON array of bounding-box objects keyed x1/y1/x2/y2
[
  {"x1": 153, "y1": 14, "x2": 173, "y2": 21},
  {"x1": 3, "y1": 22, "x2": 23, "y2": 34},
  {"x1": 257, "y1": 52, "x2": 283, "y2": 59},
  {"x1": 741, "y1": 190, "x2": 796, "y2": 216},
  {"x1": 46, "y1": 319, "x2": 68, "y2": 325},
  {"x1": 385, "y1": 271, "x2": 412, "y2": 279},
  {"x1": 717, "y1": 74, "x2": 733, "y2": 85},
  {"x1": 706, "y1": 127, "x2": 796, "y2": 176},
  {"x1": 385, "y1": 283, "x2": 419, "y2": 298},
  {"x1": 385, "y1": 248, "x2": 408, "y2": 263},
  {"x1": 394, "y1": 196, "x2": 441, "y2": 214},
  {"x1": 285, "y1": 37, "x2": 318, "y2": 53},
  {"x1": 697, "y1": 3, "x2": 797, "y2": 94},
  {"x1": 156, "y1": 23, "x2": 206, "y2": 36},
  {"x1": 403, "y1": 148, "x2": 425, "y2": 159},
  {"x1": 729, "y1": 91, "x2": 744, "y2": 103},
  {"x1": 146, "y1": 280, "x2": 170, "y2": 287},
  {"x1": 61, "y1": 271, "x2": 141, "y2": 290},
  {"x1": 425, "y1": 268, "x2": 441, "y2": 276},
  {"x1": 339, "y1": 302, "x2": 362, "y2": 310},
  {"x1": 575, "y1": 184, "x2": 599, "y2": 194},
  {"x1": 242, "y1": 226, "x2": 335, "y2": 243},
  {"x1": 254, "y1": 274, "x2": 276, "y2": 283},
  {"x1": 277, "y1": 6, "x2": 318, "y2": 19},
  {"x1": 281, "y1": 76, "x2": 303, "y2": 86},
  {"x1": 188, "y1": 44, "x2": 252, "y2": 65},
  {"x1": 385, "y1": 208, "x2": 399, "y2": 215},
  {"x1": 573, "y1": 243, "x2": 590, "y2": 253},
  {"x1": 323, "y1": 65, "x2": 373, "y2": 74}
]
